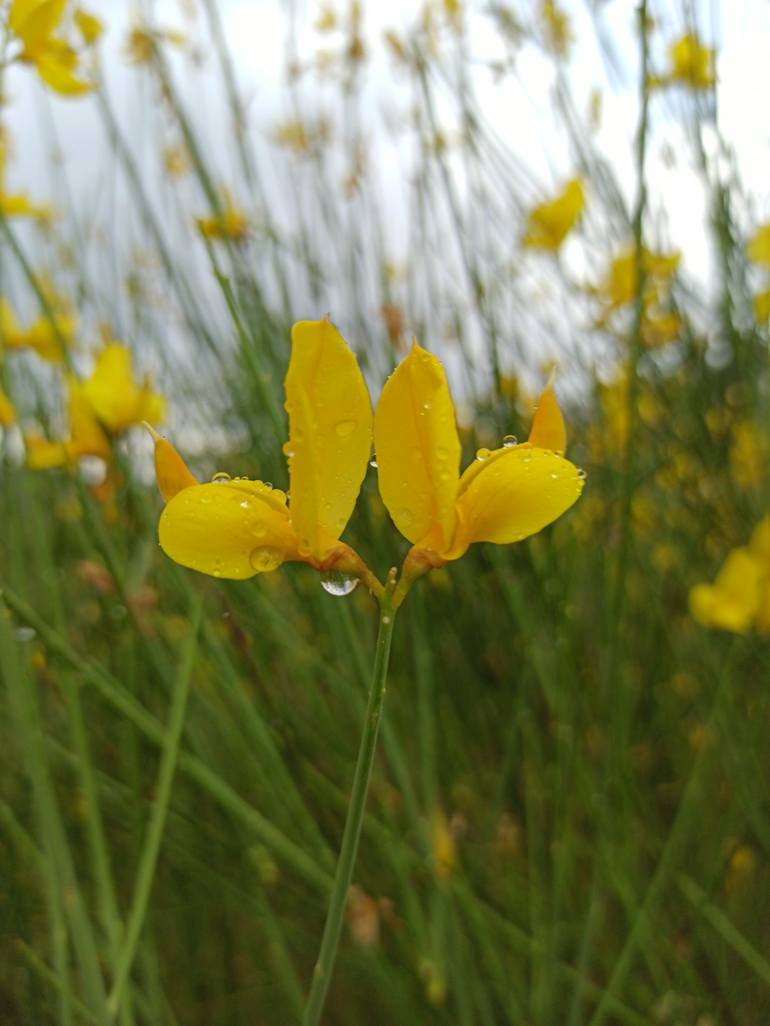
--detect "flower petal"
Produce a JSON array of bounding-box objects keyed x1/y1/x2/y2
[
  {"x1": 159, "y1": 480, "x2": 299, "y2": 579},
  {"x1": 448, "y1": 446, "x2": 583, "y2": 558},
  {"x1": 145, "y1": 426, "x2": 198, "y2": 502},
  {"x1": 528, "y1": 380, "x2": 566, "y2": 453},
  {"x1": 374, "y1": 342, "x2": 461, "y2": 549},
  {"x1": 689, "y1": 547, "x2": 761, "y2": 634},
  {"x1": 284, "y1": 318, "x2": 372, "y2": 558}
]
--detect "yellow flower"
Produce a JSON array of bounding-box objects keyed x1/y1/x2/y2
[
  {"x1": 747, "y1": 224, "x2": 770, "y2": 268},
  {"x1": 196, "y1": 191, "x2": 249, "y2": 243},
  {"x1": 374, "y1": 343, "x2": 583, "y2": 567},
  {"x1": 522, "y1": 178, "x2": 584, "y2": 252},
  {"x1": 8, "y1": 0, "x2": 94, "y2": 94},
  {"x1": 658, "y1": 33, "x2": 716, "y2": 90},
  {"x1": 73, "y1": 6, "x2": 102, "y2": 45},
  {"x1": 689, "y1": 547, "x2": 761, "y2": 634},
  {"x1": 24, "y1": 343, "x2": 162, "y2": 470},
  {"x1": 1, "y1": 297, "x2": 75, "y2": 362},
  {"x1": 753, "y1": 289, "x2": 770, "y2": 325},
  {"x1": 594, "y1": 247, "x2": 680, "y2": 314},
  {"x1": 26, "y1": 378, "x2": 110, "y2": 468},
  {"x1": 540, "y1": 0, "x2": 572, "y2": 58},
  {"x1": 81, "y1": 343, "x2": 165, "y2": 432},
  {"x1": 0, "y1": 387, "x2": 16, "y2": 427},
  {"x1": 151, "y1": 319, "x2": 374, "y2": 581}
]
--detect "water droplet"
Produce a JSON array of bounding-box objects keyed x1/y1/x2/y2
[
  {"x1": 550, "y1": 473, "x2": 559, "y2": 480},
  {"x1": 320, "y1": 570, "x2": 359, "y2": 596},
  {"x1": 334, "y1": 420, "x2": 356, "y2": 437},
  {"x1": 249, "y1": 547, "x2": 283, "y2": 573},
  {"x1": 502, "y1": 434, "x2": 517, "y2": 448},
  {"x1": 381, "y1": 615, "x2": 391, "y2": 624},
  {"x1": 253, "y1": 522, "x2": 267, "y2": 538},
  {"x1": 397, "y1": 507, "x2": 414, "y2": 527},
  {"x1": 422, "y1": 402, "x2": 432, "y2": 411},
  {"x1": 282, "y1": 441, "x2": 295, "y2": 457},
  {"x1": 211, "y1": 471, "x2": 231, "y2": 483},
  {"x1": 577, "y1": 468, "x2": 587, "y2": 480},
  {"x1": 239, "y1": 500, "x2": 250, "y2": 509},
  {"x1": 436, "y1": 447, "x2": 448, "y2": 460},
  {"x1": 476, "y1": 447, "x2": 491, "y2": 461},
  {"x1": 369, "y1": 454, "x2": 378, "y2": 468},
  {"x1": 264, "y1": 482, "x2": 273, "y2": 489}
]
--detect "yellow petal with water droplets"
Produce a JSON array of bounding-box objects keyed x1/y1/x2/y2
[
  {"x1": 159, "y1": 480, "x2": 299, "y2": 580},
  {"x1": 528, "y1": 381, "x2": 566, "y2": 453},
  {"x1": 284, "y1": 319, "x2": 372, "y2": 559},
  {"x1": 145, "y1": 425, "x2": 198, "y2": 502},
  {"x1": 689, "y1": 547, "x2": 761, "y2": 634},
  {"x1": 448, "y1": 447, "x2": 583, "y2": 559},
  {"x1": 374, "y1": 342, "x2": 461, "y2": 550}
]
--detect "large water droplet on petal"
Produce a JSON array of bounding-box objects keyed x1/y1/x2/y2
[
  {"x1": 334, "y1": 419, "x2": 356, "y2": 438},
  {"x1": 502, "y1": 434, "x2": 517, "y2": 448},
  {"x1": 320, "y1": 570, "x2": 359, "y2": 596},
  {"x1": 476, "y1": 447, "x2": 491, "y2": 461},
  {"x1": 249, "y1": 546, "x2": 284, "y2": 573},
  {"x1": 211, "y1": 471, "x2": 231, "y2": 483}
]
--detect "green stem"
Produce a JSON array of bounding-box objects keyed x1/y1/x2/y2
[
  {"x1": 301, "y1": 587, "x2": 398, "y2": 1026},
  {"x1": 106, "y1": 598, "x2": 203, "y2": 1022}
]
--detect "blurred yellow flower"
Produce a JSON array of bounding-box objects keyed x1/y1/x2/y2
[
  {"x1": 8, "y1": 0, "x2": 94, "y2": 94},
  {"x1": 125, "y1": 24, "x2": 186, "y2": 64},
  {"x1": 522, "y1": 178, "x2": 584, "y2": 252},
  {"x1": 26, "y1": 378, "x2": 109, "y2": 468},
  {"x1": 0, "y1": 387, "x2": 16, "y2": 426},
  {"x1": 540, "y1": 0, "x2": 572, "y2": 58},
  {"x1": 151, "y1": 319, "x2": 374, "y2": 581},
  {"x1": 747, "y1": 224, "x2": 770, "y2": 268},
  {"x1": 81, "y1": 343, "x2": 165, "y2": 432},
  {"x1": 595, "y1": 247, "x2": 680, "y2": 314},
  {"x1": 374, "y1": 344, "x2": 583, "y2": 566},
  {"x1": 651, "y1": 33, "x2": 715, "y2": 90},
  {"x1": 753, "y1": 289, "x2": 770, "y2": 325},
  {"x1": 690, "y1": 517, "x2": 770, "y2": 635},
  {"x1": 729, "y1": 419, "x2": 766, "y2": 490},
  {"x1": 73, "y1": 6, "x2": 102, "y2": 45},
  {"x1": 196, "y1": 192, "x2": 249, "y2": 242},
  {"x1": 25, "y1": 343, "x2": 163, "y2": 470},
  {"x1": 689, "y1": 547, "x2": 761, "y2": 635},
  {"x1": 1, "y1": 297, "x2": 75, "y2": 362}
]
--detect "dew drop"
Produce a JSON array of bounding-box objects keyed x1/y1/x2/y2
[
  {"x1": 577, "y1": 468, "x2": 587, "y2": 480},
  {"x1": 502, "y1": 434, "x2": 517, "y2": 448},
  {"x1": 211, "y1": 471, "x2": 231, "y2": 483},
  {"x1": 239, "y1": 500, "x2": 250, "y2": 509},
  {"x1": 264, "y1": 482, "x2": 273, "y2": 489},
  {"x1": 320, "y1": 570, "x2": 359, "y2": 596},
  {"x1": 381, "y1": 615, "x2": 391, "y2": 625},
  {"x1": 436, "y1": 447, "x2": 449, "y2": 460},
  {"x1": 249, "y1": 546, "x2": 283, "y2": 573},
  {"x1": 476, "y1": 447, "x2": 491, "y2": 461},
  {"x1": 334, "y1": 419, "x2": 356, "y2": 437},
  {"x1": 397, "y1": 507, "x2": 414, "y2": 527},
  {"x1": 369, "y1": 454, "x2": 378, "y2": 468},
  {"x1": 550, "y1": 473, "x2": 559, "y2": 480}
]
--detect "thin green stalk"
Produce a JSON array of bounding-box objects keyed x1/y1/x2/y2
[
  {"x1": 106, "y1": 597, "x2": 203, "y2": 1021},
  {"x1": 301, "y1": 584, "x2": 398, "y2": 1026}
]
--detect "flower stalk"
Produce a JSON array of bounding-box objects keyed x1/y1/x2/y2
[{"x1": 300, "y1": 570, "x2": 398, "y2": 1026}]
